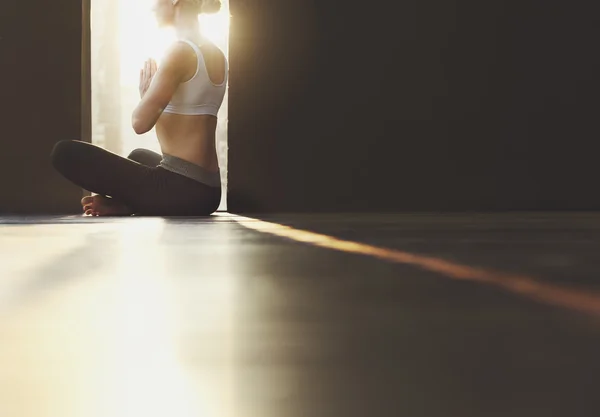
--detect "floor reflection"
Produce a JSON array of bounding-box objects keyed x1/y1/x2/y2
[
  {"x1": 2, "y1": 214, "x2": 600, "y2": 417},
  {"x1": 0, "y1": 218, "x2": 235, "y2": 417}
]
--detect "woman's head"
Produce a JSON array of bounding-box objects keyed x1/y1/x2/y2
[{"x1": 153, "y1": 0, "x2": 221, "y2": 27}]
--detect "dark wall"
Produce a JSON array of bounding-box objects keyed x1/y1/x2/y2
[
  {"x1": 0, "y1": 0, "x2": 84, "y2": 214},
  {"x1": 228, "y1": 1, "x2": 600, "y2": 212},
  {"x1": 2, "y1": 1, "x2": 598, "y2": 214}
]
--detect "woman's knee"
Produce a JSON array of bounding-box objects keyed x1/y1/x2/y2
[
  {"x1": 50, "y1": 140, "x2": 79, "y2": 171},
  {"x1": 127, "y1": 148, "x2": 146, "y2": 160},
  {"x1": 128, "y1": 148, "x2": 162, "y2": 166}
]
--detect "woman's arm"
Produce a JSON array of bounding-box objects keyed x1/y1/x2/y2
[{"x1": 131, "y1": 42, "x2": 195, "y2": 134}]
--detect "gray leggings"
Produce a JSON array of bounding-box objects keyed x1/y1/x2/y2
[{"x1": 51, "y1": 141, "x2": 221, "y2": 216}]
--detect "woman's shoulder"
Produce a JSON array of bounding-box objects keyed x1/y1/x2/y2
[
  {"x1": 159, "y1": 41, "x2": 199, "y2": 80},
  {"x1": 161, "y1": 39, "x2": 226, "y2": 84},
  {"x1": 166, "y1": 39, "x2": 225, "y2": 63}
]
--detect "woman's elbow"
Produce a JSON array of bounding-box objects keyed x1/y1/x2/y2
[
  {"x1": 132, "y1": 116, "x2": 151, "y2": 135},
  {"x1": 132, "y1": 104, "x2": 163, "y2": 134}
]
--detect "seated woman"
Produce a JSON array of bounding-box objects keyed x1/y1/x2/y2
[{"x1": 51, "y1": 0, "x2": 227, "y2": 216}]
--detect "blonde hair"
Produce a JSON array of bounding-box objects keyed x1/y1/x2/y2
[{"x1": 182, "y1": 0, "x2": 221, "y2": 14}]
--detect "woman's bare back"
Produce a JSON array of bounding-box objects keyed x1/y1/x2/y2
[{"x1": 156, "y1": 42, "x2": 226, "y2": 172}]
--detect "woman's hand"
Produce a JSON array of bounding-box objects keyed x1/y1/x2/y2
[{"x1": 139, "y1": 58, "x2": 157, "y2": 99}]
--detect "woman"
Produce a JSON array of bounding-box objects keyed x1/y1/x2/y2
[{"x1": 51, "y1": 0, "x2": 227, "y2": 216}]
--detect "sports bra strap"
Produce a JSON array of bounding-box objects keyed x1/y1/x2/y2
[{"x1": 177, "y1": 39, "x2": 203, "y2": 56}]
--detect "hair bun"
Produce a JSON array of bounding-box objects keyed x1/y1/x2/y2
[{"x1": 201, "y1": 0, "x2": 221, "y2": 14}]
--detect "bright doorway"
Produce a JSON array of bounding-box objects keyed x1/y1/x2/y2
[{"x1": 90, "y1": 0, "x2": 230, "y2": 210}]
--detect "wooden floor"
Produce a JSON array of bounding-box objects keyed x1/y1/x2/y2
[{"x1": 1, "y1": 213, "x2": 599, "y2": 417}]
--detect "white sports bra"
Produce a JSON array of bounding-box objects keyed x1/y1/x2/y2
[{"x1": 163, "y1": 39, "x2": 228, "y2": 117}]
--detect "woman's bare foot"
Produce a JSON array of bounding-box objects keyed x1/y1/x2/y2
[{"x1": 81, "y1": 195, "x2": 133, "y2": 216}]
